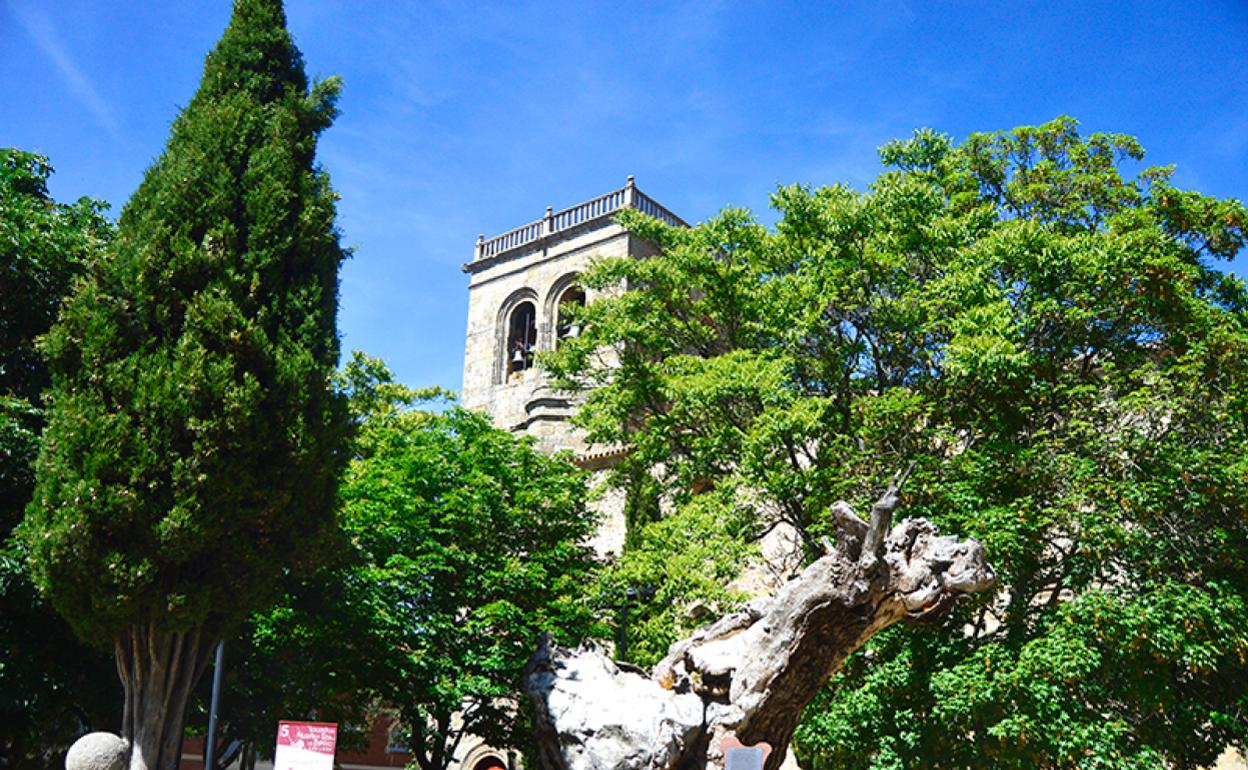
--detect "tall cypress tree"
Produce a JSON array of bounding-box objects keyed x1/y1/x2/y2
[{"x1": 21, "y1": 3, "x2": 348, "y2": 768}]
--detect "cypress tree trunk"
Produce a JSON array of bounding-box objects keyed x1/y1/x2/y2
[{"x1": 115, "y1": 627, "x2": 213, "y2": 770}]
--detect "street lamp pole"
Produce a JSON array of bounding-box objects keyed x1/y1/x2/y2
[
  {"x1": 204, "y1": 640, "x2": 226, "y2": 770},
  {"x1": 615, "y1": 585, "x2": 655, "y2": 662},
  {"x1": 617, "y1": 590, "x2": 634, "y2": 659}
]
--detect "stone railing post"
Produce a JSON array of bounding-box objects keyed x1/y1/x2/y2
[
  {"x1": 475, "y1": 233, "x2": 484, "y2": 260},
  {"x1": 624, "y1": 175, "x2": 637, "y2": 208},
  {"x1": 543, "y1": 206, "x2": 554, "y2": 237}
]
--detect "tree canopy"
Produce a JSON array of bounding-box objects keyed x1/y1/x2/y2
[
  {"x1": 543, "y1": 117, "x2": 1248, "y2": 769},
  {"x1": 201, "y1": 354, "x2": 599, "y2": 770},
  {"x1": 19, "y1": 1, "x2": 349, "y2": 767},
  {"x1": 0, "y1": 148, "x2": 119, "y2": 769}
]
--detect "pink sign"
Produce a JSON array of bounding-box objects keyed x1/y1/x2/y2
[{"x1": 274, "y1": 721, "x2": 338, "y2": 770}]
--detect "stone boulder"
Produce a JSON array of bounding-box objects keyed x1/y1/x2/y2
[
  {"x1": 527, "y1": 642, "x2": 705, "y2": 770},
  {"x1": 66, "y1": 733, "x2": 128, "y2": 770}
]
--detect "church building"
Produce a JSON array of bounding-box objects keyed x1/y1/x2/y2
[
  {"x1": 461, "y1": 175, "x2": 684, "y2": 454},
  {"x1": 460, "y1": 176, "x2": 687, "y2": 557}
]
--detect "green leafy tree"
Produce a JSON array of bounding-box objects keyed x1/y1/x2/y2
[
  {"x1": 19, "y1": 2, "x2": 349, "y2": 768},
  {"x1": 598, "y1": 491, "x2": 756, "y2": 667},
  {"x1": 325, "y1": 355, "x2": 597, "y2": 770},
  {"x1": 183, "y1": 564, "x2": 375, "y2": 770},
  {"x1": 543, "y1": 117, "x2": 1248, "y2": 768},
  {"x1": 178, "y1": 355, "x2": 427, "y2": 769},
  {"x1": 189, "y1": 354, "x2": 598, "y2": 770},
  {"x1": 0, "y1": 149, "x2": 119, "y2": 768}
]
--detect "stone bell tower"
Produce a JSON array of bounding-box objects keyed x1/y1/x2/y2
[
  {"x1": 461, "y1": 176, "x2": 686, "y2": 460},
  {"x1": 452, "y1": 181, "x2": 686, "y2": 770}
]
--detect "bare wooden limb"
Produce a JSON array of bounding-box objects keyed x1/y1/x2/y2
[{"x1": 860, "y1": 462, "x2": 914, "y2": 560}]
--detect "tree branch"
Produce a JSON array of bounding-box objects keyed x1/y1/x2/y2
[{"x1": 861, "y1": 463, "x2": 915, "y2": 560}]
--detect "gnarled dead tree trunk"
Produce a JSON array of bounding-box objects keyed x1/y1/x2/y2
[{"x1": 525, "y1": 474, "x2": 995, "y2": 770}]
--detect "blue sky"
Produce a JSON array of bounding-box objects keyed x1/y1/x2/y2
[{"x1": 3, "y1": 0, "x2": 1246, "y2": 392}]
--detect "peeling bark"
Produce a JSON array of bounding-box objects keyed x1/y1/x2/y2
[{"x1": 525, "y1": 481, "x2": 995, "y2": 770}]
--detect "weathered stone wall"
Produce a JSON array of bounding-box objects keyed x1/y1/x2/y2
[
  {"x1": 463, "y1": 221, "x2": 661, "y2": 559},
  {"x1": 463, "y1": 224, "x2": 640, "y2": 456}
]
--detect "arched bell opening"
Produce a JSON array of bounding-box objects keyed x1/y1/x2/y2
[
  {"x1": 506, "y1": 300, "x2": 538, "y2": 378},
  {"x1": 555, "y1": 285, "x2": 586, "y2": 348}
]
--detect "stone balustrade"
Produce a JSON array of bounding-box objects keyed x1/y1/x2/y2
[{"x1": 473, "y1": 176, "x2": 687, "y2": 263}]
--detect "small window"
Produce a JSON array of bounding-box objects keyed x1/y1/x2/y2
[
  {"x1": 507, "y1": 300, "x2": 538, "y2": 377},
  {"x1": 556, "y1": 286, "x2": 586, "y2": 347},
  {"x1": 386, "y1": 721, "x2": 409, "y2": 754}
]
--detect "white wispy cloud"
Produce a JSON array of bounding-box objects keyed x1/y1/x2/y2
[{"x1": 6, "y1": 0, "x2": 120, "y2": 139}]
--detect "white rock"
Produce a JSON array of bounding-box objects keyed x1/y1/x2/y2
[
  {"x1": 66, "y1": 733, "x2": 128, "y2": 770},
  {"x1": 528, "y1": 643, "x2": 704, "y2": 770}
]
